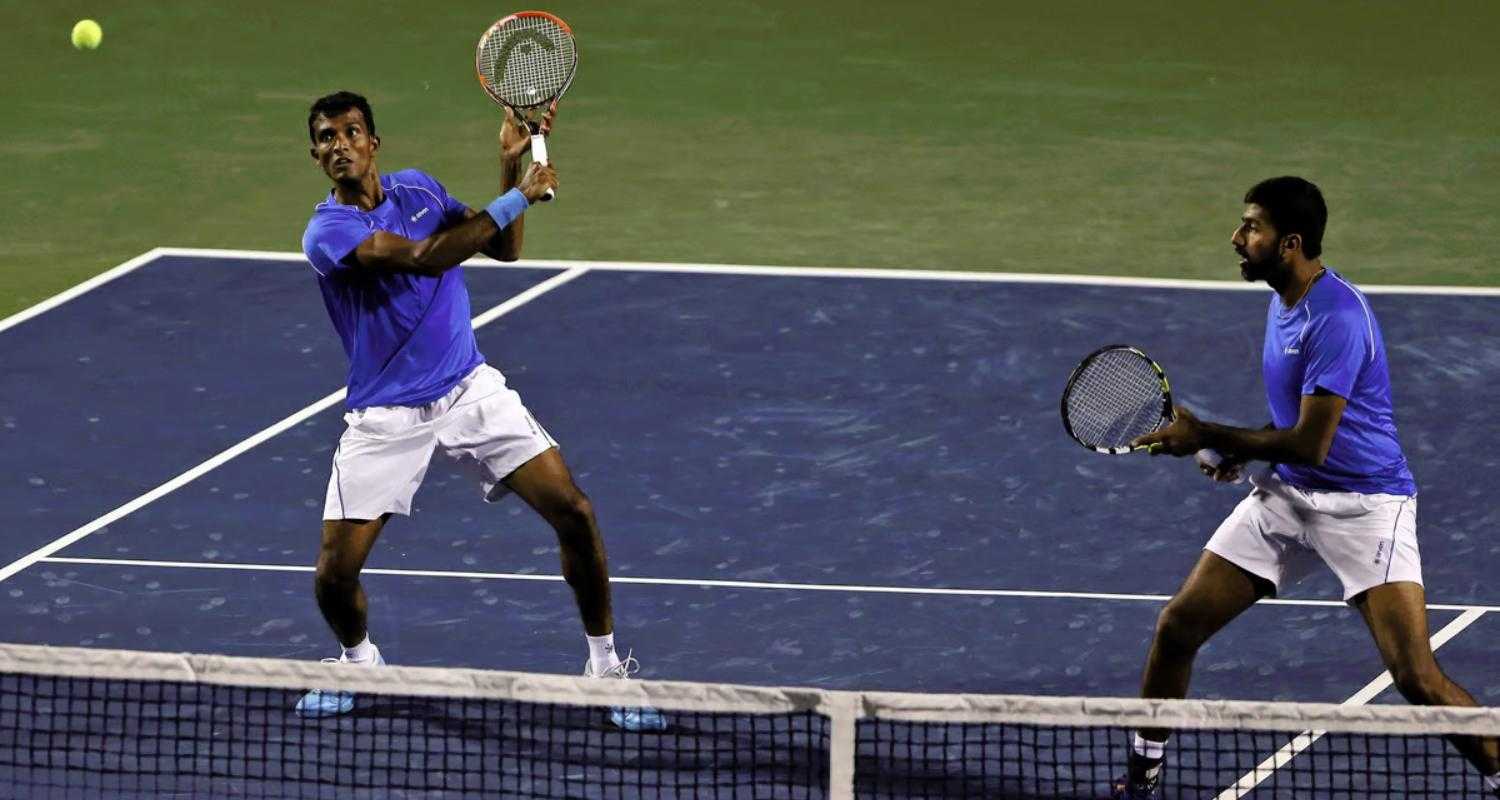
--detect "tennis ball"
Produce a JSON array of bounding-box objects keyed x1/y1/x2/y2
[{"x1": 71, "y1": 19, "x2": 102, "y2": 51}]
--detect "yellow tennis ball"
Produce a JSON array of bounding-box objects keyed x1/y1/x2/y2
[{"x1": 71, "y1": 19, "x2": 102, "y2": 50}]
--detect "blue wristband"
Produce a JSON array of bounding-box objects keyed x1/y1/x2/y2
[{"x1": 485, "y1": 188, "x2": 529, "y2": 228}]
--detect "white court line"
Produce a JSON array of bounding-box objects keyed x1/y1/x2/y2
[
  {"x1": 31, "y1": 557, "x2": 1500, "y2": 614},
  {"x1": 147, "y1": 247, "x2": 1500, "y2": 296},
  {"x1": 0, "y1": 268, "x2": 590, "y2": 585},
  {"x1": 1214, "y1": 608, "x2": 1489, "y2": 799},
  {"x1": 5, "y1": 247, "x2": 1496, "y2": 340},
  {"x1": 0, "y1": 247, "x2": 169, "y2": 335}
]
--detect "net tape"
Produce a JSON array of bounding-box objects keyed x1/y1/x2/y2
[
  {"x1": 5, "y1": 643, "x2": 1500, "y2": 799},
  {"x1": 3, "y1": 643, "x2": 1498, "y2": 737}
]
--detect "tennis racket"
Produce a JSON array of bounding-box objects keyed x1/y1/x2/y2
[
  {"x1": 476, "y1": 11, "x2": 577, "y2": 201},
  {"x1": 1060, "y1": 344, "x2": 1174, "y2": 454}
]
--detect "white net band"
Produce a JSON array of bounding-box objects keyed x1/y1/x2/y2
[{"x1": 3, "y1": 642, "x2": 1497, "y2": 737}]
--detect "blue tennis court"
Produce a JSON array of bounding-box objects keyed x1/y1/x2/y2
[{"x1": 2, "y1": 248, "x2": 1497, "y2": 714}]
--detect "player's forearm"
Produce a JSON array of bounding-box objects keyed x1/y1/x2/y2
[
  {"x1": 409, "y1": 214, "x2": 502, "y2": 274},
  {"x1": 482, "y1": 158, "x2": 525, "y2": 261},
  {"x1": 1209, "y1": 423, "x2": 1276, "y2": 463},
  {"x1": 1199, "y1": 422, "x2": 1324, "y2": 466},
  {"x1": 414, "y1": 189, "x2": 528, "y2": 273},
  {"x1": 500, "y1": 156, "x2": 521, "y2": 196}
]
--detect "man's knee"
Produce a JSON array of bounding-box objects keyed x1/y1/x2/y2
[
  {"x1": 1153, "y1": 602, "x2": 1213, "y2": 655},
  {"x1": 1389, "y1": 659, "x2": 1448, "y2": 705},
  {"x1": 315, "y1": 518, "x2": 382, "y2": 586},
  {"x1": 314, "y1": 555, "x2": 357, "y2": 594},
  {"x1": 545, "y1": 489, "x2": 596, "y2": 535},
  {"x1": 315, "y1": 538, "x2": 362, "y2": 591}
]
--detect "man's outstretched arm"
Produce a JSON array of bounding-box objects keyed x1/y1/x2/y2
[
  {"x1": 351, "y1": 162, "x2": 555, "y2": 276},
  {"x1": 1135, "y1": 391, "x2": 1346, "y2": 466}
]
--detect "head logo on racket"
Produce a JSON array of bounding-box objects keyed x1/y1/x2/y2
[{"x1": 1060, "y1": 344, "x2": 1174, "y2": 455}]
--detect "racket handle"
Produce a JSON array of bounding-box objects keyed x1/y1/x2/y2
[
  {"x1": 1195, "y1": 448, "x2": 1246, "y2": 484},
  {"x1": 530, "y1": 133, "x2": 555, "y2": 202}
]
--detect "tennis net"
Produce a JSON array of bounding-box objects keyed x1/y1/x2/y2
[{"x1": 2, "y1": 642, "x2": 1498, "y2": 798}]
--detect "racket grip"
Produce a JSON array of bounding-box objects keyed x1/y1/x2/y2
[
  {"x1": 530, "y1": 133, "x2": 555, "y2": 202},
  {"x1": 1195, "y1": 448, "x2": 1246, "y2": 484}
]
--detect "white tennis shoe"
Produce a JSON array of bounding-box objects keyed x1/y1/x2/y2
[
  {"x1": 294, "y1": 649, "x2": 385, "y2": 718},
  {"x1": 584, "y1": 654, "x2": 667, "y2": 732}
]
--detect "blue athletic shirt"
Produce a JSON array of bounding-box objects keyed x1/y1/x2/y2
[
  {"x1": 1262, "y1": 268, "x2": 1416, "y2": 496},
  {"x1": 302, "y1": 169, "x2": 484, "y2": 410}
]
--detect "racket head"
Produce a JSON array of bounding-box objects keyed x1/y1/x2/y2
[
  {"x1": 1060, "y1": 344, "x2": 1174, "y2": 455},
  {"x1": 476, "y1": 11, "x2": 577, "y2": 112}
]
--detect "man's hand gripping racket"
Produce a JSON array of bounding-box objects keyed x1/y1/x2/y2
[
  {"x1": 1059, "y1": 344, "x2": 1243, "y2": 482},
  {"x1": 476, "y1": 11, "x2": 577, "y2": 201}
]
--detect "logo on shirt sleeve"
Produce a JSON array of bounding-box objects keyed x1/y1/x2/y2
[{"x1": 409, "y1": 207, "x2": 430, "y2": 224}]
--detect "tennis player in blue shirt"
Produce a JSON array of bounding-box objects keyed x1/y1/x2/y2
[
  {"x1": 1113, "y1": 177, "x2": 1498, "y2": 798},
  {"x1": 294, "y1": 91, "x2": 662, "y2": 730}
]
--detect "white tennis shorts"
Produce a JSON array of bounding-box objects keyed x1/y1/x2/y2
[
  {"x1": 1205, "y1": 468, "x2": 1421, "y2": 602},
  {"x1": 323, "y1": 364, "x2": 558, "y2": 521}
]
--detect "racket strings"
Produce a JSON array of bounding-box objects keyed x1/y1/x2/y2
[
  {"x1": 1066, "y1": 351, "x2": 1168, "y2": 448},
  {"x1": 479, "y1": 16, "x2": 575, "y2": 107}
]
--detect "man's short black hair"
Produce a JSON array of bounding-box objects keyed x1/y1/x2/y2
[
  {"x1": 1244, "y1": 176, "x2": 1327, "y2": 259},
  {"x1": 308, "y1": 91, "x2": 376, "y2": 143}
]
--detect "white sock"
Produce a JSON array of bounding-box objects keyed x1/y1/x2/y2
[
  {"x1": 1132, "y1": 733, "x2": 1166, "y2": 768},
  {"x1": 587, "y1": 633, "x2": 621, "y2": 674},
  {"x1": 342, "y1": 634, "x2": 379, "y2": 665},
  {"x1": 1132, "y1": 733, "x2": 1165, "y2": 760}
]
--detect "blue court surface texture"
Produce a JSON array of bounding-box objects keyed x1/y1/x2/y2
[{"x1": 2, "y1": 250, "x2": 1499, "y2": 796}]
